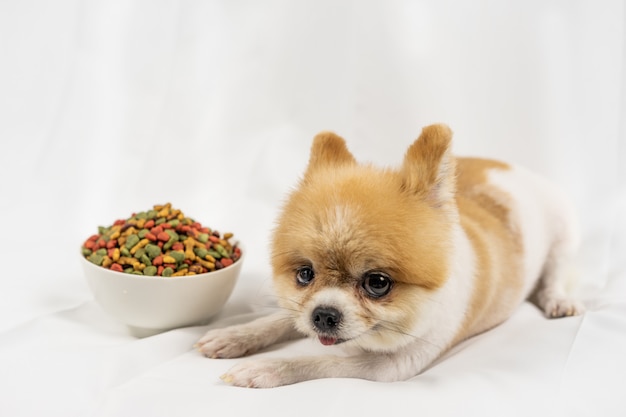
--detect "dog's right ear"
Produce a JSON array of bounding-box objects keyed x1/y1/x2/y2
[{"x1": 304, "y1": 131, "x2": 356, "y2": 180}]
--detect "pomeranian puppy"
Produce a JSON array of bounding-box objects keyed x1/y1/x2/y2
[{"x1": 195, "y1": 124, "x2": 584, "y2": 388}]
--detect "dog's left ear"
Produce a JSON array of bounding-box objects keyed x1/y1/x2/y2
[
  {"x1": 400, "y1": 124, "x2": 456, "y2": 205},
  {"x1": 304, "y1": 131, "x2": 356, "y2": 180}
]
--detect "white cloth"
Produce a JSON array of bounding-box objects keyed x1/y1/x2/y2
[{"x1": 1, "y1": 1, "x2": 625, "y2": 416}]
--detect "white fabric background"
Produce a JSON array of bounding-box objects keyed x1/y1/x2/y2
[{"x1": 1, "y1": 1, "x2": 625, "y2": 416}]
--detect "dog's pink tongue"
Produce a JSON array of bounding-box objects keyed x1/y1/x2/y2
[{"x1": 319, "y1": 336, "x2": 337, "y2": 346}]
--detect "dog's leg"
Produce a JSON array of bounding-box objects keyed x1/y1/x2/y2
[
  {"x1": 220, "y1": 343, "x2": 440, "y2": 388},
  {"x1": 195, "y1": 312, "x2": 302, "y2": 358},
  {"x1": 533, "y1": 220, "x2": 585, "y2": 318}
]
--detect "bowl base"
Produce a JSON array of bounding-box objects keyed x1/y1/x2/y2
[{"x1": 127, "y1": 325, "x2": 169, "y2": 338}]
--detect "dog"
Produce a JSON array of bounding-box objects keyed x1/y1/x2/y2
[{"x1": 195, "y1": 124, "x2": 584, "y2": 388}]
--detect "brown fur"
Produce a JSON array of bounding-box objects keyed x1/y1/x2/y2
[
  {"x1": 452, "y1": 158, "x2": 524, "y2": 345},
  {"x1": 272, "y1": 127, "x2": 457, "y2": 295},
  {"x1": 271, "y1": 166, "x2": 453, "y2": 287}
]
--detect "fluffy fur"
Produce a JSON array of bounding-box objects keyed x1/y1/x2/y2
[{"x1": 195, "y1": 124, "x2": 584, "y2": 388}]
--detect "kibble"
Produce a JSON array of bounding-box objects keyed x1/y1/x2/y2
[{"x1": 82, "y1": 203, "x2": 241, "y2": 277}]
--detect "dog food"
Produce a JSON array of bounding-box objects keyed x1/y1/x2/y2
[{"x1": 82, "y1": 203, "x2": 241, "y2": 276}]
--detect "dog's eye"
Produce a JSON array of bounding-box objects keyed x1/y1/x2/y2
[
  {"x1": 362, "y1": 272, "x2": 393, "y2": 298},
  {"x1": 296, "y1": 266, "x2": 315, "y2": 286}
]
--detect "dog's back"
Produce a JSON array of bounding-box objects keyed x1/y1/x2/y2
[{"x1": 452, "y1": 157, "x2": 582, "y2": 344}]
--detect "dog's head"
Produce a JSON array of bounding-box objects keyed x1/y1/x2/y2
[{"x1": 271, "y1": 125, "x2": 458, "y2": 352}]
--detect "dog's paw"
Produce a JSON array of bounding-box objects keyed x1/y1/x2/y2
[
  {"x1": 220, "y1": 359, "x2": 292, "y2": 388},
  {"x1": 543, "y1": 297, "x2": 585, "y2": 318},
  {"x1": 194, "y1": 326, "x2": 263, "y2": 359}
]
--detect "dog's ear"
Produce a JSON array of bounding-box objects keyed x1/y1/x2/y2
[
  {"x1": 304, "y1": 131, "x2": 356, "y2": 179},
  {"x1": 400, "y1": 124, "x2": 456, "y2": 205}
]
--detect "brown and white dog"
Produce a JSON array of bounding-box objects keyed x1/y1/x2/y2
[{"x1": 195, "y1": 124, "x2": 584, "y2": 388}]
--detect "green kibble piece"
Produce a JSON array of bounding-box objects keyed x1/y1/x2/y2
[
  {"x1": 168, "y1": 219, "x2": 180, "y2": 227},
  {"x1": 124, "y1": 267, "x2": 134, "y2": 274},
  {"x1": 147, "y1": 210, "x2": 158, "y2": 219},
  {"x1": 134, "y1": 248, "x2": 146, "y2": 259},
  {"x1": 163, "y1": 239, "x2": 174, "y2": 251},
  {"x1": 207, "y1": 249, "x2": 221, "y2": 259},
  {"x1": 176, "y1": 263, "x2": 189, "y2": 272},
  {"x1": 98, "y1": 226, "x2": 107, "y2": 235},
  {"x1": 120, "y1": 246, "x2": 131, "y2": 257},
  {"x1": 140, "y1": 254, "x2": 152, "y2": 266},
  {"x1": 82, "y1": 247, "x2": 92, "y2": 256},
  {"x1": 131, "y1": 271, "x2": 144, "y2": 275},
  {"x1": 197, "y1": 233, "x2": 209, "y2": 243},
  {"x1": 138, "y1": 229, "x2": 149, "y2": 238},
  {"x1": 95, "y1": 248, "x2": 107, "y2": 256},
  {"x1": 125, "y1": 234, "x2": 140, "y2": 249},
  {"x1": 194, "y1": 247, "x2": 209, "y2": 259},
  {"x1": 162, "y1": 267, "x2": 174, "y2": 277},
  {"x1": 88, "y1": 253, "x2": 104, "y2": 266},
  {"x1": 182, "y1": 217, "x2": 193, "y2": 226},
  {"x1": 214, "y1": 244, "x2": 230, "y2": 258},
  {"x1": 143, "y1": 266, "x2": 157, "y2": 276},
  {"x1": 145, "y1": 244, "x2": 161, "y2": 258},
  {"x1": 155, "y1": 217, "x2": 166, "y2": 225},
  {"x1": 165, "y1": 229, "x2": 179, "y2": 240},
  {"x1": 135, "y1": 211, "x2": 148, "y2": 220},
  {"x1": 170, "y1": 250, "x2": 185, "y2": 262}
]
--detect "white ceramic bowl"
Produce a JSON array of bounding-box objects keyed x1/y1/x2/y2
[{"x1": 81, "y1": 247, "x2": 244, "y2": 337}]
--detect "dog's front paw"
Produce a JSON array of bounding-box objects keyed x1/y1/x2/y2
[
  {"x1": 543, "y1": 297, "x2": 585, "y2": 318},
  {"x1": 220, "y1": 359, "x2": 293, "y2": 388},
  {"x1": 195, "y1": 326, "x2": 264, "y2": 359}
]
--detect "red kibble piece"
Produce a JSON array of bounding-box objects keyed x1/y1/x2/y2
[
  {"x1": 209, "y1": 235, "x2": 220, "y2": 243},
  {"x1": 151, "y1": 226, "x2": 163, "y2": 235},
  {"x1": 113, "y1": 219, "x2": 126, "y2": 226},
  {"x1": 84, "y1": 240, "x2": 96, "y2": 249},
  {"x1": 88, "y1": 234, "x2": 100, "y2": 242},
  {"x1": 145, "y1": 232, "x2": 157, "y2": 241},
  {"x1": 161, "y1": 223, "x2": 172, "y2": 229},
  {"x1": 221, "y1": 258, "x2": 233, "y2": 267},
  {"x1": 172, "y1": 242, "x2": 184, "y2": 251},
  {"x1": 180, "y1": 225, "x2": 191, "y2": 233},
  {"x1": 107, "y1": 248, "x2": 116, "y2": 258},
  {"x1": 152, "y1": 255, "x2": 164, "y2": 266},
  {"x1": 106, "y1": 240, "x2": 117, "y2": 249},
  {"x1": 110, "y1": 263, "x2": 123, "y2": 272},
  {"x1": 97, "y1": 239, "x2": 107, "y2": 248},
  {"x1": 143, "y1": 219, "x2": 155, "y2": 229},
  {"x1": 157, "y1": 232, "x2": 170, "y2": 242},
  {"x1": 157, "y1": 241, "x2": 163, "y2": 248},
  {"x1": 164, "y1": 263, "x2": 177, "y2": 269},
  {"x1": 157, "y1": 266, "x2": 164, "y2": 276}
]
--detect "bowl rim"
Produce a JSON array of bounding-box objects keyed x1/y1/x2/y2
[{"x1": 80, "y1": 242, "x2": 245, "y2": 281}]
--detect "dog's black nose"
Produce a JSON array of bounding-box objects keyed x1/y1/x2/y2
[{"x1": 312, "y1": 306, "x2": 342, "y2": 331}]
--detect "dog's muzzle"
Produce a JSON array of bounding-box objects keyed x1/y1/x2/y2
[{"x1": 311, "y1": 306, "x2": 343, "y2": 345}]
